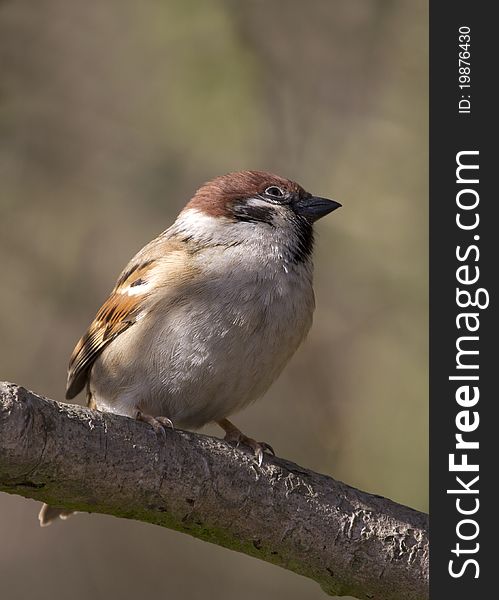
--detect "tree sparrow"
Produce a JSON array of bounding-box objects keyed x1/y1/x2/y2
[{"x1": 39, "y1": 170, "x2": 340, "y2": 525}]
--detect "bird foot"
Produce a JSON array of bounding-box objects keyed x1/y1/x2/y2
[
  {"x1": 136, "y1": 411, "x2": 174, "y2": 442},
  {"x1": 218, "y1": 419, "x2": 275, "y2": 467}
]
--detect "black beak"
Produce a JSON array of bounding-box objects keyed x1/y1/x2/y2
[{"x1": 292, "y1": 195, "x2": 342, "y2": 222}]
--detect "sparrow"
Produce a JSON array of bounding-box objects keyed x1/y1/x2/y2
[{"x1": 39, "y1": 170, "x2": 340, "y2": 526}]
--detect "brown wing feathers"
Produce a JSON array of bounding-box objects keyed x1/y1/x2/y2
[{"x1": 65, "y1": 260, "x2": 156, "y2": 399}]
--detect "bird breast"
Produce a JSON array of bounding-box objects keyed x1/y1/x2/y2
[{"x1": 90, "y1": 242, "x2": 315, "y2": 428}]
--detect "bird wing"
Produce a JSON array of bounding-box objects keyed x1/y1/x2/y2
[
  {"x1": 65, "y1": 229, "x2": 198, "y2": 400},
  {"x1": 65, "y1": 245, "x2": 163, "y2": 400}
]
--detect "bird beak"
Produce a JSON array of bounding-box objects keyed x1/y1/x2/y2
[{"x1": 293, "y1": 196, "x2": 342, "y2": 222}]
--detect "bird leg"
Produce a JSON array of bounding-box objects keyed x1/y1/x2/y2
[
  {"x1": 217, "y1": 418, "x2": 275, "y2": 466},
  {"x1": 136, "y1": 410, "x2": 174, "y2": 442}
]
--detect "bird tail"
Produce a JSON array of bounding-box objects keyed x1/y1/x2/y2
[{"x1": 38, "y1": 503, "x2": 75, "y2": 527}]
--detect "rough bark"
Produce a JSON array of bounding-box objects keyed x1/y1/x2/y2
[{"x1": 0, "y1": 382, "x2": 428, "y2": 599}]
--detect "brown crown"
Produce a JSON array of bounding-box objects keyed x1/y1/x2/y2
[{"x1": 185, "y1": 170, "x2": 306, "y2": 217}]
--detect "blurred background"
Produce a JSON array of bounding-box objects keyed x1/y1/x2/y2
[{"x1": 0, "y1": 1, "x2": 427, "y2": 598}]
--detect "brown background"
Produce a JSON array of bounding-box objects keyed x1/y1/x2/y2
[{"x1": 0, "y1": 1, "x2": 427, "y2": 598}]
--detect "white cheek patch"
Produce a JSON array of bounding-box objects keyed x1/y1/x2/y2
[{"x1": 245, "y1": 197, "x2": 271, "y2": 208}]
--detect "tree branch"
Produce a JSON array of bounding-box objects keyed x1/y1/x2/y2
[{"x1": 0, "y1": 382, "x2": 428, "y2": 599}]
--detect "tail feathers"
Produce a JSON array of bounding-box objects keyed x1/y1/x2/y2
[{"x1": 38, "y1": 503, "x2": 75, "y2": 527}]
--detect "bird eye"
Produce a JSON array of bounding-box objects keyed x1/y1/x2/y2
[{"x1": 264, "y1": 186, "x2": 285, "y2": 198}]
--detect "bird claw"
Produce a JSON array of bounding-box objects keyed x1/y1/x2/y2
[
  {"x1": 225, "y1": 433, "x2": 275, "y2": 466},
  {"x1": 258, "y1": 441, "x2": 275, "y2": 456},
  {"x1": 136, "y1": 411, "x2": 174, "y2": 443},
  {"x1": 156, "y1": 416, "x2": 174, "y2": 430},
  {"x1": 252, "y1": 442, "x2": 276, "y2": 467}
]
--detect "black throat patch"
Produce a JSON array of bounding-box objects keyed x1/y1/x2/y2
[{"x1": 291, "y1": 216, "x2": 314, "y2": 264}]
